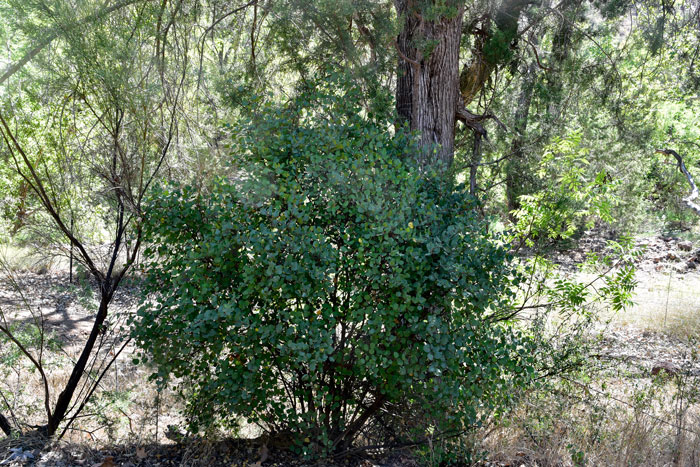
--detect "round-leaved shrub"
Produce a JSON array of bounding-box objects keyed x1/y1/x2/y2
[{"x1": 131, "y1": 81, "x2": 534, "y2": 455}]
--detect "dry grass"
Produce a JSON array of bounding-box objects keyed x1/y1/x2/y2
[
  {"x1": 0, "y1": 268, "x2": 184, "y2": 452},
  {"x1": 0, "y1": 339, "x2": 178, "y2": 446},
  {"x1": 612, "y1": 271, "x2": 700, "y2": 339},
  {"x1": 482, "y1": 373, "x2": 700, "y2": 466},
  {"x1": 478, "y1": 266, "x2": 700, "y2": 467},
  {"x1": 0, "y1": 244, "x2": 64, "y2": 275}
]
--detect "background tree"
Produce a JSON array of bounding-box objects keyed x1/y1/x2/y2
[{"x1": 0, "y1": 0, "x2": 199, "y2": 436}]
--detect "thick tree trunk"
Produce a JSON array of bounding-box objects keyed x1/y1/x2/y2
[
  {"x1": 395, "y1": 1, "x2": 532, "y2": 170},
  {"x1": 395, "y1": 0, "x2": 464, "y2": 168}
]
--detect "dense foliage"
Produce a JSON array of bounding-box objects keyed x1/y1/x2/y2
[{"x1": 132, "y1": 84, "x2": 535, "y2": 452}]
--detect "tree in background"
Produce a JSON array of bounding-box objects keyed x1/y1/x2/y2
[
  {"x1": 395, "y1": 0, "x2": 531, "y2": 168},
  {"x1": 0, "y1": 0, "x2": 196, "y2": 437}
]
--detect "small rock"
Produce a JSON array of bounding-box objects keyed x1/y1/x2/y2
[
  {"x1": 36, "y1": 451, "x2": 67, "y2": 467},
  {"x1": 667, "y1": 251, "x2": 680, "y2": 261},
  {"x1": 679, "y1": 240, "x2": 693, "y2": 251},
  {"x1": 652, "y1": 361, "x2": 679, "y2": 376}
]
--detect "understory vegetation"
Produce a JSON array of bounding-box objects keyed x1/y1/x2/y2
[{"x1": 0, "y1": 1, "x2": 699, "y2": 466}]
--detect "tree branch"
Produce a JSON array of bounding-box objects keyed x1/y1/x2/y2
[
  {"x1": 525, "y1": 37, "x2": 552, "y2": 72},
  {"x1": 656, "y1": 149, "x2": 700, "y2": 215},
  {"x1": 0, "y1": 412, "x2": 11, "y2": 437},
  {"x1": 0, "y1": 0, "x2": 144, "y2": 86},
  {"x1": 0, "y1": 112, "x2": 103, "y2": 280},
  {"x1": 455, "y1": 102, "x2": 507, "y2": 137}
]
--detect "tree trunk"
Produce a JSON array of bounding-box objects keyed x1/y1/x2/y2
[
  {"x1": 395, "y1": 0, "x2": 464, "y2": 168},
  {"x1": 505, "y1": 60, "x2": 537, "y2": 215},
  {"x1": 47, "y1": 289, "x2": 112, "y2": 435},
  {"x1": 0, "y1": 412, "x2": 11, "y2": 437},
  {"x1": 395, "y1": 1, "x2": 532, "y2": 170},
  {"x1": 506, "y1": 1, "x2": 579, "y2": 214}
]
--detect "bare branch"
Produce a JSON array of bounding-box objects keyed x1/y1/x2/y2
[
  {"x1": 656, "y1": 149, "x2": 700, "y2": 216},
  {"x1": 0, "y1": 321, "x2": 52, "y2": 421},
  {"x1": 0, "y1": 112, "x2": 103, "y2": 280}
]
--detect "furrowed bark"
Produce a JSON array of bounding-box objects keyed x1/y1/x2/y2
[
  {"x1": 395, "y1": 0, "x2": 464, "y2": 168},
  {"x1": 394, "y1": 1, "x2": 532, "y2": 168}
]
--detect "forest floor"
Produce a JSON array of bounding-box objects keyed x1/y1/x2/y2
[
  {"x1": 1, "y1": 233, "x2": 700, "y2": 466},
  {"x1": 557, "y1": 233, "x2": 700, "y2": 375},
  {"x1": 483, "y1": 232, "x2": 700, "y2": 466}
]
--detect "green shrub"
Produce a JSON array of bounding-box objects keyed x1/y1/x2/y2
[{"x1": 131, "y1": 79, "x2": 535, "y2": 454}]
